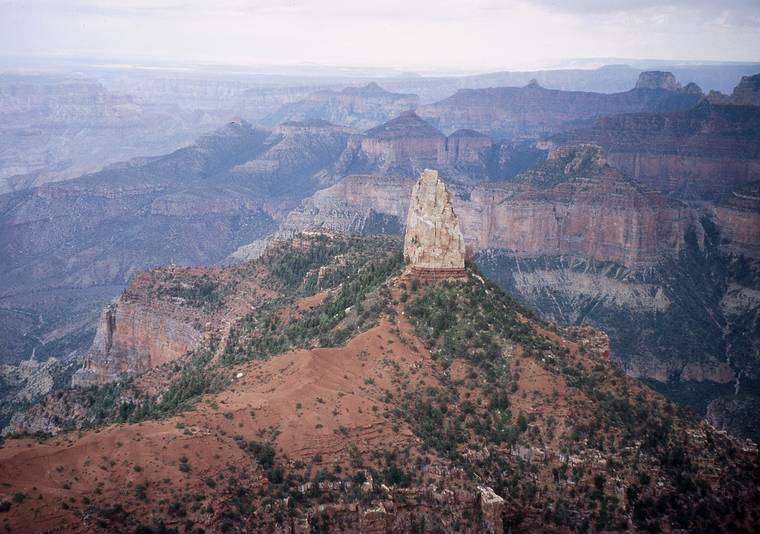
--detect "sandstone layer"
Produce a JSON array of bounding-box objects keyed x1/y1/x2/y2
[
  {"x1": 71, "y1": 271, "x2": 208, "y2": 386},
  {"x1": 553, "y1": 98, "x2": 760, "y2": 201},
  {"x1": 282, "y1": 146, "x2": 693, "y2": 269},
  {"x1": 460, "y1": 145, "x2": 695, "y2": 268},
  {"x1": 707, "y1": 73, "x2": 760, "y2": 106},
  {"x1": 72, "y1": 262, "x2": 279, "y2": 386},
  {"x1": 333, "y1": 111, "x2": 502, "y2": 183},
  {"x1": 403, "y1": 169, "x2": 466, "y2": 277},
  {"x1": 712, "y1": 181, "x2": 760, "y2": 259}
]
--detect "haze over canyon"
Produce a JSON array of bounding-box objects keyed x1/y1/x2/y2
[{"x1": 1, "y1": 1, "x2": 760, "y2": 531}]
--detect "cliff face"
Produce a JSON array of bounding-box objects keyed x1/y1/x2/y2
[
  {"x1": 72, "y1": 260, "x2": 283, "y2": 386},
  {"x1": 71, "y1": 268, "x2": 214, "y2": 386},
  {"x1": 357, "y1": 111, "x2": 448, "y2": 170},
  {"x1": 712, "y1": 182, "x2": 760, "y2": 259},
  {"x1": 0, "y1": 119, "x2": 365, "y2": 364},
  {"x1": 403, "y1": 169, "x2": 466, "y2": 276},
  {"x1": 553, "y1": 101, "x2": 760, "y2": 201},
  {"x1": 72, "y1": 298, "x2": 204, "y2": 386},
  {"x1": 707, "y1": 73, "x2": 760, "y2": 106},
  {"x1": 250, "y1": 147, "x2": 760, "y2": 438},
  {"x1": 634, "y1": 71, "x2": 682, "y2": 91},
  {"x1": 417, "y1": 72, "x2": 701, "y2": 139},
  {"x1": 461, "y1": 146, "x2": 694, "y2": 268},
  {"x1": 283, "y1": 146, "x2": 693, "y2": 269},
  {"x1": 332, "y1": 111, "x2": 500, "y2": 183},
  {"x1": 3, "y1": 232, "x2": 759, "y2": 532}
]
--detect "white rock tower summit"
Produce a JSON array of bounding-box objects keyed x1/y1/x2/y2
[{"x1": 403, "y1": 169, "x2": 467, "y2": 279}]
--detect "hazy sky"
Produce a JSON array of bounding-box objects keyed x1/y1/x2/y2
[{"x1": 1, "y1": 0, "x2": 759, "y2": 72}]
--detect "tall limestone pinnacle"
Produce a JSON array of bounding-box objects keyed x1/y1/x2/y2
[{"x1": 403, "y1": 169, "x2": 467, "y2": 278}]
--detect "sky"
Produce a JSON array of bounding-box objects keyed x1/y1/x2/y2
[{"x1": 1, "y1": 0, "x2": 759, "y2": 73}]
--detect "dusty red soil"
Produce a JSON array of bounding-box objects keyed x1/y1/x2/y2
[{"x1": 0, "y1": 314, "x2": 432, "y2": 532}]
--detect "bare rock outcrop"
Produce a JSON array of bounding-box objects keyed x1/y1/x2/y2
[
  {"x1": 403, "y1": 169, "x2": 466, "y2": 278},
  {"x1": 707, "y1": 73, "x2": 760, "y2": 106},
  {"x1": 635, "y1": 71, "x2": 681, "y2": 91},
  {"x1": 553, "y1": 100, "x2": 760, "y2": 201},
  {"x1": 712, "y1": 181, "x2": 760, "y2": 259},
  {"x1": 72, "y1": 297, "x2": 204, "y2": 387},
  {"x1": 283, "y1": 146, "x2": 693, "y2": 269},
  {"x1": 333, "y1": 112, "x2": 495, "y2": 183}
]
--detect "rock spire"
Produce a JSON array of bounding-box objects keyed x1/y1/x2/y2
[{"x1": 403, "y1": 169, "x2": 467, "y2": 278}]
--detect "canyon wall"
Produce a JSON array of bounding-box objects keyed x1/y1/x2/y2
[
  {"x1": 417, "y1": 72, "x2": 702, "y2": 139},
  {"x1": 712, "y1": 183, "x2": 760, "y2": 259},
  {"x1": 553, "y1": 101, "x2": 760, "y2": 201},
  {"x1": 72, "y1": 298, "x2": 204, "y2": 386},
  {"x1": 70, "y1": 268, "x2": 213, "y2": 386},
  {"x1": 284, "y1": 146, "x2": 694, "y2": 269},
  {"x1": 261, "y1": 82, "x2": 418, "y2": 130}
]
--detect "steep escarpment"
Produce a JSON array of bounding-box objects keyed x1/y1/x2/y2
[
  {"x1": 71, "y1": 254, "x2": 293, "y2": 387},
  {"x1": 355, "y1": 111, "x2": 448, "y2": 171},
  {"x1": 477, "y1": 229, "x2": 760, "y2": 441},
  {"x1": 553, "y1": 99, "x2": 760, "y2": 201},
  {"x1": 247, "y1": 147, "x2": 760, "y2": 441},
  {"x1": 71, "y1": 287, "x2": 204, "y2": 387},
  {"x1": 417, "y1": 71, "x2": 701, "y2": 139},
  {"x1": 277, "y1": 145, "x2": 694, "y2": 269},
  {"x1": 712, "y1": 181, "x2": 760, "y2": 259},
  {"x1": 1, "y1": 232, "x2": 759, "y2": 532},
  {"x1": 333, "y1": 111, "x2": 534, "y2": 183},
  {"x1": 460, "y1": 145, "x2": 694, "y2": 268}
]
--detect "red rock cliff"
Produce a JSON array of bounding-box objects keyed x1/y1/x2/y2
[
  {"x1": 281, "y1": 146, "x2": 695, "y2": 269},
  {"x1": 553, "y1": 101, "x2": 760, "y2": 200},
  {"x1": 71, "y1": 271, "x2": 206, "y2": 386}
]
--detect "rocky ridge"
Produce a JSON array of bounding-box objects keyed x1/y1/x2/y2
[
  {"x1": 552, "y1": 92, "x2": 760, "y2": 201},
  {"x1": 707, "y1": 73, "x2": 760, "y2": 106},
  {"x1": 260, "y1": 82, "x2": 419, "y2": 131},
  {"x1": 238, "y1": 145, "x2": 760, "y2": 442},
  {"x1": 416, "y1": 71, "x2": 702, "y2": 140},
  {"x1": 1, "y1": 232, "x2": 758, "y2": 532},
  {"x1": 712, "y1": 181, "x2": 760, "y2": 259}
]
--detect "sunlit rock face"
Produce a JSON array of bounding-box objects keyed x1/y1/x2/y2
[{"x1": 403, "y1": 169, "x2": 466, "y2": 278}]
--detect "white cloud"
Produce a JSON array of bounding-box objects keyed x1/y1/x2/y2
[{"x1": 0, "y1": 0, "x2": 758, "y2": 70}]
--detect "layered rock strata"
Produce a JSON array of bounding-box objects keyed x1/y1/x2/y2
[
  {"x1": 707, "y1": 73, "x2": 760, "y2": 106},
  {"x1": 403, "y1": 169, "x2": 466, "y2": 278},
  {"x1": 553, "y1": 95, "x2": 760, "y2": 201},
  {"x1": 712, "y1": 182, "x2": 760, "y2": 259},
  {"x1": 417, "y1": 71, "x2": 701, "y2": 139},
  {"x1": 72, "y1": 276, "x2": 206, "y2": 386},
  {"x1": 281, "y1": 146, "x2": 693, "y2": 269},
  {"x1": 334, "y1": 112, "x2": 497, "y2": 182}
]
